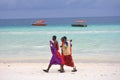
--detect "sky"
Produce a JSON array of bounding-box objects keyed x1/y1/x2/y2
[{"x1": 0, "y1": 0, "x2": 120, "y2": 19}]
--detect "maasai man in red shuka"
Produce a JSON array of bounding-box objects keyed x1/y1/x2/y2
[
  {"x1": 43, "y1": 35, "x2": 64, "y2": 73},
  {"x1": 60, "y1": 36, "x2": 77, "y2": 72}
]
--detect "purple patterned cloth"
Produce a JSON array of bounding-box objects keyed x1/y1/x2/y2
[{"x1": 49, "y1": 41, "x2": 62, "y2": 65}]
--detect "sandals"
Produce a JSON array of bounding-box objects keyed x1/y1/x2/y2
[
  {"x1": 43, "y1": 69, "x2": 49, "y2": 73},
  {"x1": 58, "y1": 69, "x2": 65, "y2": 73},
  {"x1": 71, "y1": 68, "x2": 77, "y2": 72}
]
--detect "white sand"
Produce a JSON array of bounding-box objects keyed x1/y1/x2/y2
[{"x1": 0, "y1": 63, "x2": 120, "y2": 80}]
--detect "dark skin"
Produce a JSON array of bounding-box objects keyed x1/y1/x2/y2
[
  {"x1": 43, "y1": 36, "x2": 64, "y2": 73},
  {"x1": 60, "y1": 36, "x2": 77, "y2": 72}
]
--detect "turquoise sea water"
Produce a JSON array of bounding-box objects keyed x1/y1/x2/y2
[{"x1": 0, "y1": 17, "x2": 120, "y2": 62}]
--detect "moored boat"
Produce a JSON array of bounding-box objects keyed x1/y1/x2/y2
[
  {"x1": 71, "y1": 20, "x2": 87, "y2": 27},
  {"x1": 32, "y1": 24, "x2": 47, "y2": 26},
  {"x1": 32, "y1": 19, "x2": 47, "y2": 26},
  {"x1": 71, "y1": 24, "x2": 87, "y2": 27}
]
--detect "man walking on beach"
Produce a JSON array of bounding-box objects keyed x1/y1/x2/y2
[
  {"x1": 43, "y1": 35, "x2": 64, "y2": 73},
  {"x1": 60, "y1": 36, "x2": 77, "y2": 72}
]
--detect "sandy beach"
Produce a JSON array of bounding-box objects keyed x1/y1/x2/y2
[{"x1": 0, "y1": 62, "x2": 120, "y2": 80}]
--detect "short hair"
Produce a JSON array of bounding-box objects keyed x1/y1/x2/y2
[
  {"x1": 52, "y1": 35, "x2": 56, "y2": 40},
  {"x1": 63, "y1": 36, "x2": 67, "y2": 40}
]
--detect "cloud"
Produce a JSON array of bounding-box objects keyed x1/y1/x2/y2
[
  {"x1": 0, "y1": 0, "x2": 17, "y2": 10},
  {"x1": 0, "y1": 0, "x2": 67, "y2": 10},
  {"x1": 0, "y1": 0, "x2": 120, "y2": 18},
  {"x1": 65, "y1": 0, "x2": 78, "y2": 5},
  {"x1": 0, "y1": 0, "x2": 120, "y2": 10}
]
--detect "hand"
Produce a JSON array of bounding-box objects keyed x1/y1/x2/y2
[{"x1": 70, "y1": 39, "x2": 72, "y2": 42}]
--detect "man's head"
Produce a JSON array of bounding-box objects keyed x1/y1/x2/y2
[
  {"x1": 52, "y1": 35, "x2": 56, "y2": 41},
  {"x1": 63, "y1": 36, "x2": 67, "y2": 41}
]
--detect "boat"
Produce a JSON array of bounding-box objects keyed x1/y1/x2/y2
[
  {"x1": 32, "y1": 19, "x2": 47, "y2": 26},
  {"x1": 71, "y1": 20, "x2": 87, "y2": 27},
  {"x1": 32, "y1": 24, "x2": 47, "y2": 26},
  {"x1": 71, "y1": 24, "x2": 87, "y2": 27}
]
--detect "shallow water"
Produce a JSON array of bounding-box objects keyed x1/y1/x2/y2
[{"x1": 0, "y1": 17, "x2": 120, "y2": 62}]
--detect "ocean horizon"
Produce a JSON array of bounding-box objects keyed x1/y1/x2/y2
[{"x1": 0, "y1": 16, "x2": 120, "y2": 63}]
